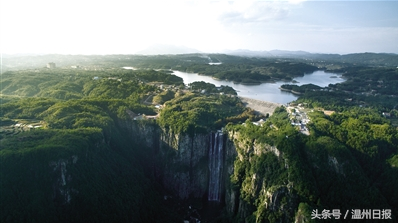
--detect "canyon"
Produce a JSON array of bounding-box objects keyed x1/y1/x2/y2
[{"x1": 123, "y1": 118, "x2": 301, "y2": 222}]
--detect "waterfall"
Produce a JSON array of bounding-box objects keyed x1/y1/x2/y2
[{"x1": 208, "y1": 130, "x2": 223, "y2": 202}]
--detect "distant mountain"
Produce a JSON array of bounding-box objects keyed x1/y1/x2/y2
[
  {"x1": 222, "y1": 49, "x2": 313, "y2": 58},
  {"x1": 306, "y1": 52, "x2": 398, "y2": 67},
  {"x1": 222, "y1": 49, "x2": 273, "y2": 57},
  {"x1": 136, "y1": 44, "x2": 201, "y2": 55},
  {"x1": 223, "y1": 49, "x2": 398, "y2": 66},
  {"x1": 268, "y1": 49, "x2": 313, "y2": 57}
]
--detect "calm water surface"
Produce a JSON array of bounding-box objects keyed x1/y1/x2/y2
[{"x1": 172, "y1": 70, "x2": 345, "y2": 104}]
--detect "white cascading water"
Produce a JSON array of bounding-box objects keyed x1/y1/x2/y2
[{"x1": 208, "y1": 130, "x2": 223, "y2": 202}]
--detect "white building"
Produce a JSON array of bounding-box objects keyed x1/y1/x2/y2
[{"x1": 47, "y1": 62, "x2": 56, "y2": 68}]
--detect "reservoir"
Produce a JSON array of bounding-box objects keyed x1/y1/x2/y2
[{"x1": 172, "y1": 70, "x2": 345, "y2": 104}]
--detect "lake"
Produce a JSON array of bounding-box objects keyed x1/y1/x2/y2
[{"x1": 172, "y1": 70, "x2": 345, "y2": 104}]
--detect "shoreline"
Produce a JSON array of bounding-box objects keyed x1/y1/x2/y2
[
  {"x1": 175, "y1": 70, "x2": 305, "y2": 86},
  {"x1": 238, "y1": 96, "x2": 282, "y2": 116},
  {"x1": 279, "y1": 87, "x2": 302, "y2": 95},
  {"x1": 197, "y1": 73, "x2": 278, "y2": 85}
]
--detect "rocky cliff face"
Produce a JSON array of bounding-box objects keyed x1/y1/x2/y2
[
  {"x1": 224, "y1": 129, "x2": 299, "y2": 222},
  {"x1": 50, "y1": 156, "x2": 79, "y2": 205},
  {"x1": 223, "y1": 131, "x2": 239, "y2": 213},
  {"x1": 125, "y1": 120, "x2": 211, "y2": 199},
  {"x1": 123, "y1": 120, "x2": 301, "y2": 221},
  {"x1": 161, "y1": 132, "x2": 210, "y2": 199}
]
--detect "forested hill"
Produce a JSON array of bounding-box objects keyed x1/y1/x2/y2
[
  {"x1": 226, "y1": 106, "x2": 398, "y2": 222},
  {"x1": 2, "y1": 54, "x2": 319, "y2": 84},
  {"x1": 0, "y1": 67, "x2": 189, "y2": 222},
  {"x1": 225, "y1": 51, "x2": 398, "y2": 67},
  {"x1": 312, "y1": 52, "x2": 398, "y2": 67},
  {"x1": 1, "y1": 55, "x2": 397, "y2": 222},
  {"x1": 293, "y1": 66, "x2": 398, "y2": 112},
  {"x1": 0, "y1": 64, "x2": 262, "y2": 222},
  {"x1": 3, "y1": 52, "x2": 397, "y2": 68}
]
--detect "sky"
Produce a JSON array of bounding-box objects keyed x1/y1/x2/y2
[{"x1": 1, "y1": 0, "x2": 397, "y2": 55}]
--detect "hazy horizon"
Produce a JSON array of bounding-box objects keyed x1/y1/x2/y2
[
  {"x1": 1, "y1": 0, "x2": 397, "y2": 55},
  {"x1": 1, "y1": 47, "x2": 397, "y2": 56}
]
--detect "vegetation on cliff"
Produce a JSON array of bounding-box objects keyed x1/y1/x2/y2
[
  {"x1": 0, "y1": 127, "x2": 184, "y2": 222},
  {"x1": 226, "y1": 105, "x2": 398, "y2": 222}
]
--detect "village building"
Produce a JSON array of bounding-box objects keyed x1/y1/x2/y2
[{"x1": 47, "y1": 62, "x2": 56, "y2": 68}]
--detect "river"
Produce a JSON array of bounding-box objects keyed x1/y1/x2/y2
[{"x1": 172, "y1": 70, "x2": 345, "y2": 104}]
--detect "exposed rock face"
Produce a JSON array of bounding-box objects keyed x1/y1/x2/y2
[
  {"x1": 123, "y1": 120, "x2": 299, "y2": 221},
  {"x1": 224, "y1": 132, "x2": 239, "y2": 213},
  {"x1": 125, "y1": 120, "x2": 211, "y2": 199},
  {"x1": 49, "y1": 156, "x2": 79, "y2": 205},
  {"x1": 208, "y1": 131, "x2": 224, "y2": 201},
  {"x1": 161, "y1": 132, "x2": 210, "y2": 199},
  {"x1": 224, "y1": 129, "x2": 298, "y2": 222},
  {"x1": 328, "y1": 155, "x2": 345, "y2": 176}
]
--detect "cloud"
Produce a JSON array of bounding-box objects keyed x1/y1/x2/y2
[
  {"x1": 217, "y1": 1, "x2": 290, "y2": 25},
  {"x1": 287, "y1": 0, "x2": 307, "y2": 5},
  {"x1": 2, "y1": 0, "x2": 396, "y2": 54}
]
